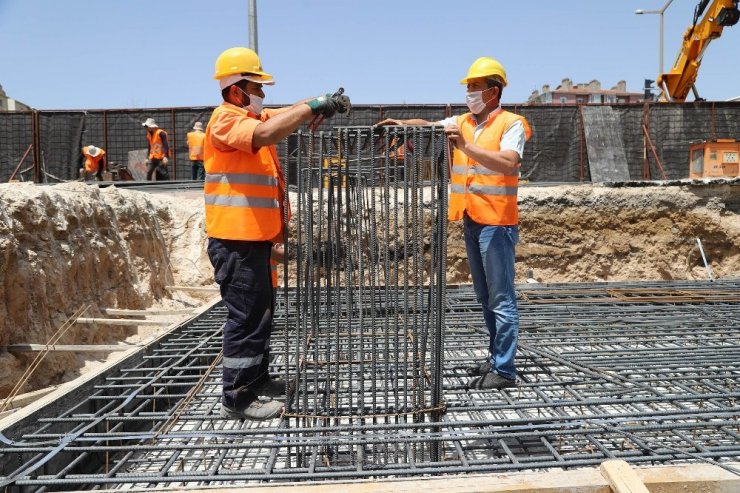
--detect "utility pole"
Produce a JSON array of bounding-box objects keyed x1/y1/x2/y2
[
  {"x1": 635, "y1": 0, "x2": 675, "y2": 75},
  {"x1": 248, "y1": 0, "x2": 258, "y2": 53}
]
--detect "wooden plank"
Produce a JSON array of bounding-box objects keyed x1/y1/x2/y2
[
  {"x1": 165, "y1": 285, "x2": 219, "y2": 293},
  {"x1": 0, "y1": 385, "x2": 60, "y2": 416},
  {"x1": 5, "y1": 344, "x2": 140, "y2": 352},
  {"x1": 0, "y1": 296, "x2": 223, "y2": 433},
  {"x1": 600, "y1": 460, "x2": 650, "y2": 493},
  {"x1": 150, "y1": 462, "x2": 740, "y2": 493},
  {"x1": 102, "y1": 308, "x2": 197, "y2": 316},
  {"x1": 75, "y1": 317, "x2": 172, "y2": 326},
  {"x1": 581, "y1": 106, "x2": 631, "y2": 182}
]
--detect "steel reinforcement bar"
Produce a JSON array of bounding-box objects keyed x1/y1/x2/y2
[{"x1": 0, "y1": 279, "x2": 738, "y2": 490}]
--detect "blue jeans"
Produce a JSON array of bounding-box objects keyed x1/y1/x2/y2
[
  {"x1": 463, "y1": 214, "x2": 519, "y2": 380},
  {"x1": 207, "y1": 238, "x2": 273, "y2": 410}
]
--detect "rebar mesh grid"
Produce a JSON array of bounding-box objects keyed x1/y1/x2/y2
[{"x1": 1, "y1": 280, "x2": 739, "y2": 490}]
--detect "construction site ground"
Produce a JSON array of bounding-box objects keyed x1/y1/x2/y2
[{"x1": 0, "y1": 179, "x2": 738, "y2": 490}]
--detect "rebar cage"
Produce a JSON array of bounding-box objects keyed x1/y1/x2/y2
[{"x1": 282, "y1": 126, "x2": 449, "y2": 465}]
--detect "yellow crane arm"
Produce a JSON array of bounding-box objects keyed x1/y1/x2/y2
[{"x1": 658, "y1": 0, "x2": 739, "y2": 102}]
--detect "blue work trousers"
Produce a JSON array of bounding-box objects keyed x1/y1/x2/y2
[
  {"x1": 463, "y1": 214, "x2": 520, "y2": 380},
  {"x1": 207, "y1": 238, "x2": 273, "y2": 410}
]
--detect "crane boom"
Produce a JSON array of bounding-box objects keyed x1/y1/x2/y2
[{"x1": 658, "y1": 0, "x2": 739, "y2": 102}]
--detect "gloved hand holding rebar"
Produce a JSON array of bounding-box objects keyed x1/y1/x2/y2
[{"x1": 307, "y1": 88, "x2": 351, "y2": 118}]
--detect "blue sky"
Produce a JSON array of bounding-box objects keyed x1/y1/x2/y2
[{"x1": 1, "y1": 0, "x2": 737, "y2": 109}]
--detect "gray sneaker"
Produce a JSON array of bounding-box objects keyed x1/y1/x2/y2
[{"x1": 220, "y1": 399, "x2": 283, "y2": 421}]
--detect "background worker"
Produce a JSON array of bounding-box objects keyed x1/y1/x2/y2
[
  {"x1": 187, "y1": 122, "x2": 206, "y2": 180},
  {"x1": 378, "y1": 57, "x2": 531, "y2": 391},
  {"x1": 80, "y1": 145, "x2": 106, "y2": 181},
  {"x1": 142, "y1": 118, "x2": 170, "y2": 181},
  {"x1": 204, "y1": 46, "x2": 350, "y2": 421}
]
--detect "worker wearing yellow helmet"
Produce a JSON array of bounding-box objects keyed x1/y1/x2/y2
[
  {"x1": 378, "y1": 57, "x2": 531, "y2": 391},
  {"x1": 205, "y1": 47, "x2": 351, "y2": 421}
]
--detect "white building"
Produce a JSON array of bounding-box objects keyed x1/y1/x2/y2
[{"x1": 0, "y1": 84, "x2": 31, "y2": 111}]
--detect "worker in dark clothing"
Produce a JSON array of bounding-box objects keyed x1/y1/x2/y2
[{"x1": 204, "y1": 46, "x2": 350, "y2": 421}]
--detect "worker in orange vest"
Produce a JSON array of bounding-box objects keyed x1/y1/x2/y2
[
  {"x1": 379, "y1": 57, "x2": 531, "y2": 391},
  {"x1": 204, "y1": 46, "x2": 350, "y2": 421},
  {"x1": 142, "y1": 118, "x2": 171, "y2": 181},
  {"x1": 187, "y1": 122, "x2": 206, "y2": 180},
  {"x1": 80, "y1": 145, "x2": 106, "y2": 181}
]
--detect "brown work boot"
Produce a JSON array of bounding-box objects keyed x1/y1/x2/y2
[{"x1": 219, "y1": 398, "x2": 283, "y2": 421}]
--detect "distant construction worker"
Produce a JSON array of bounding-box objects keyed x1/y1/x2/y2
[
  {"x1": 378, "y1": 57, "x2": 531, "y2": 391},
  {"x1": 187, "y1": 122, "x2": 206, "y2": 180},
  {"x1": 142, "y1": 118, "x2": 171, "y2": 181},
  {"x1": 80, "y1": 145, "x2": 106, "y2": 181},
  {"x1": 204, "y1": 46, "x2": 350, "y2": 420}
]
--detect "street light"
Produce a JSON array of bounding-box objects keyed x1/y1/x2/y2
[{"x1": 635, "y1": 0, "x2": 675, "y2": 75}]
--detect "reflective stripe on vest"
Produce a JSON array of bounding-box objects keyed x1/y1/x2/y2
[
  {"x1": 187, "y1": 131, "x2": 205, "y2": 160},
  {"x1": 147, "y1": 129, "x2": 167, "y2": 160},
  {"x1": 204, "y1": 194, "x2": 279, "y2": 208},
  {"x1": 203, "y1": 103, "x2": 283, "y2": 241},
  {"x1": 448, "y1": 110, "x2": 531, "y2": 225},
  {"x1": 205, "y1": 172, "x2": 278, "y2": 186},
  {"x1": 450, "y1": 184, "x2": 518, "y2": 196}
]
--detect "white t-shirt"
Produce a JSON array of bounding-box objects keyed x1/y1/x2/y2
[{"x1": 438, "y1": 106, "x2": 526, "y2": 159}]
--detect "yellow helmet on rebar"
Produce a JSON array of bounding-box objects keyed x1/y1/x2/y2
[
  {"x1": 460, "y1": 57, "x2": 507, "y2": 86},
  {"x1": 213, "y1": 47, "x2": 273, "y2": 82}
]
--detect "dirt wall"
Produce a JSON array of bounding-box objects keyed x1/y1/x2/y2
[{"x1": 0, "y1": 183, "x2": 212, "y2": 397}]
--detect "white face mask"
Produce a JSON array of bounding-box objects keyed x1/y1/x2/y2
[
  {"x1": 238, "y1": 88, "x2": 264, "y2": 115},
  {"x1": 465, "y1": 90, "x2": 487, "y2": 114},
  {"x1": 246, "y1": 94, "x2": 264, "y2": 115}
]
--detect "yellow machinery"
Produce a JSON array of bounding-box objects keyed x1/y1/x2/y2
[
  {"x1": 689, "y1": 139, "x2": 740, "y2": 178},
  {"x1": 658, "y1": 0, "x2": 739, "y2": 102}
]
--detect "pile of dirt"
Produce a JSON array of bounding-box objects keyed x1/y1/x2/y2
[
  {"x1": 0, "y1": 180, "x2": 738, "y2": 399},
  {"x1": 511, "y1": 182, "x2": 740, "y2": 283}
]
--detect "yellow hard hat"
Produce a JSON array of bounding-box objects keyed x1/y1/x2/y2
[
  {"x1": 460, "y1": 57, "x2": 508, "y2": 86},
  {"x1": 213, "y1": 47, "x2": 273, "y2": 82}
]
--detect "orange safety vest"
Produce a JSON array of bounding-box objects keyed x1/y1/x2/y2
[
  {"x1": 448, "y1": 110, "x2": 531, "y2": 225},
  {"x1": 203, "y1": 104, "x2": 289, "y2": 241},
  {"x1": 82, "y1": 146, "x2": 106, "y2": 173},
  {"x1": 187, "y1": 131, "x2": 205, "y2": 160},
  {"x1": 147, "y1": 128, "x2": 168, "y2": 160}
]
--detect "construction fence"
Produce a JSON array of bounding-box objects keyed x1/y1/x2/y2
[{"x1": 1, "y1": 102, "x2": 739, "y2": 183}]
